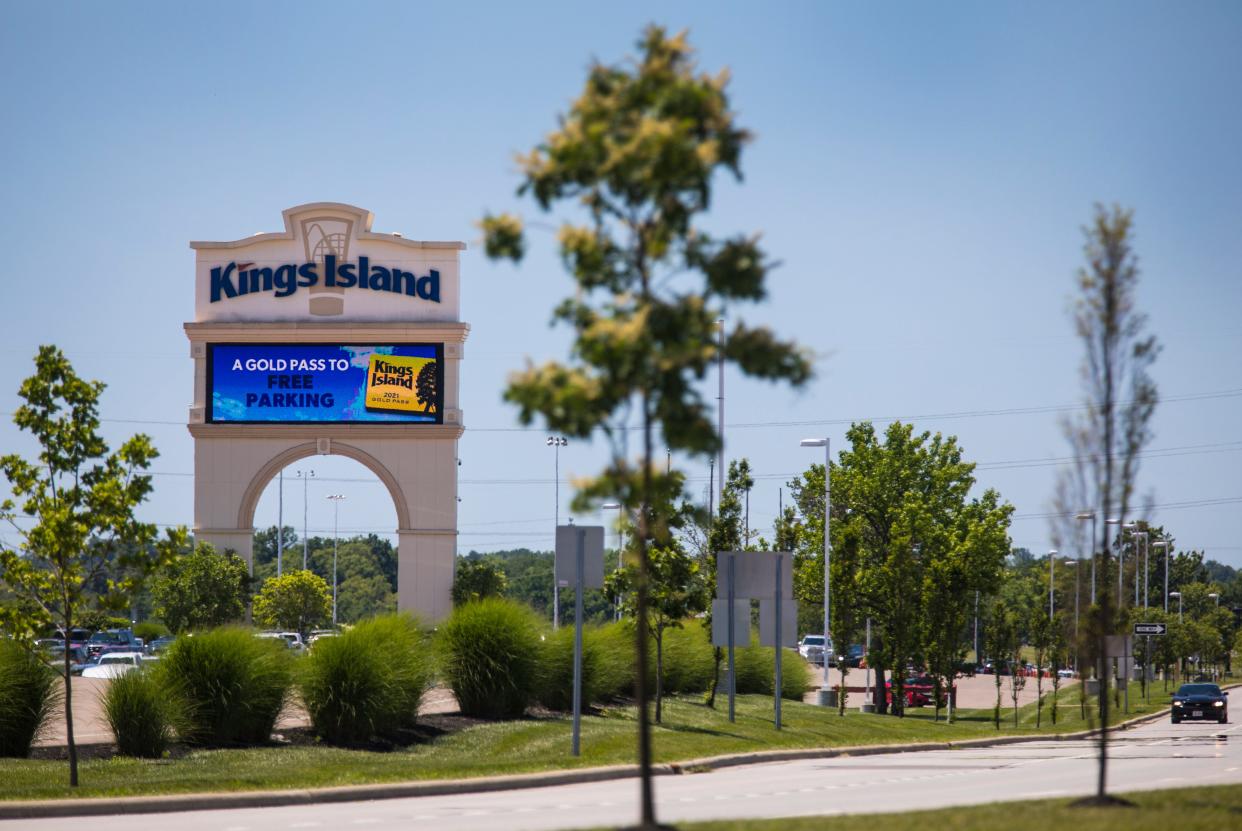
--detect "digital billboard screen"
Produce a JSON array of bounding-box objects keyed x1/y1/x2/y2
[{"x1": 207, "y1": 344, "x2": 443, "y2": 424}]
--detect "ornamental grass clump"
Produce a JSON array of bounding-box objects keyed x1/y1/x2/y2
[
  {"x1": 655, "y1": 622, "x2": 715, "y2": 695},
  {"x1": 0, "y1": 640, "x2": 59, "y2": 758},
  {"x1": 156, "y1": 627, "x2": 293, "y2": 746},
  {"x1": 300, "y1": 614, "x2": 433, "y2": 744},
  {"x1": 591, "y1": 621, "x2": 638, "y2": 701},
  {"x1": 102, "y1": 669, "x2": 178, "y2": 758},
  {"x1": 734, "y1": 636, "x2": 811, "y2": 700},
  {"x1": 536, "y1": 623, "x2": 602, "y2": 711},
  {"x1": 437, "y1": 597, "x2": 542, "y2": 719}
]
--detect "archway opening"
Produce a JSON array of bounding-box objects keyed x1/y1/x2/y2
[{"x1": 249, "y1": 453, "x2": 401, "y2": 625}]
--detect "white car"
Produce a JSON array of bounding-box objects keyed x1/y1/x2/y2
[
  {"x1": 256, "y1": 632, "x2": 307, "y2": 653},
  {"x1": 81, "y1": 651, "x2": 144, "y2": 679},
  {"x1": 798, "y1": 635, "x2": 832, "y2": 665}
]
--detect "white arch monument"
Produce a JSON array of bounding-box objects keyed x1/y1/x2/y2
[{"x1": 186, "y1": 203, "x2": 467, "y2": 620}]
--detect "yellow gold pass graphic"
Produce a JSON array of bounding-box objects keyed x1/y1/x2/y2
[{"x1": 365, "y1": 354, "x2": 436, "y2": 414}]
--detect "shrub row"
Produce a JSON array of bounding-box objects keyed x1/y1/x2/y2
[{"x1": 0, "y1": 640, "x2": 59, "y2": 758}]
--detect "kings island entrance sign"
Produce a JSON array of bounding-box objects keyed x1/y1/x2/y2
[{"x1": 187, "y1": 203, "x2": 467, "y2": 620}]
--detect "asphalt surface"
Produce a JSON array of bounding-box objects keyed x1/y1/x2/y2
[{"x1": 8, "y1": 716, "x2": 1240, "y2": 831}]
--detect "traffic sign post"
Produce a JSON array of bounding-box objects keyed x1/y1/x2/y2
[
  {"x1": 1133, "y1": 622, "x2": 1167, "y2": 636},
  {"x1": 556, "y1": 525, "x2": 604, "y2": 756}
]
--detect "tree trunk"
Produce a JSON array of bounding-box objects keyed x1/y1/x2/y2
[
  {"x1": 873, "y1": 657, "x2": 888, "y2": 716},
  {"x1": 63, "y1": 636, "x2": 78, "y2": 787},
  {"x1": 655, "y1": 625, "x2": 664, "y2": 725},
  {"x1": 1036, "y1": 670, "x2": 1044, "y2": 728},
  {"x1": 707, "y1": 646, "x2": 722, "y2": 708},
  {"x1": 838, "y1": 663, "x2": 847, "y2": 716}
]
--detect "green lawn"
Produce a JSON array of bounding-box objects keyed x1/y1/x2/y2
[
  {"x1": 660, "y1": 785, "x2": 1242, "y2": 831},
  {"x1": 0, "y1": 683, "x2": 1177, "y2": 801}
]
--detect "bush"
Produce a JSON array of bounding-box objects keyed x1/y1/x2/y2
[
  {"x1": 102, "y1": 669, "x2": 177, "y2": 757},
  {"x1": 591, "y1": 621, "x2": 637, "y2": 701},
  {"x1": 733, "y1": 637, "x2": 812, "y2": 700},
  {"x1": 657, "y1": 623, "x2": 715, "y2": 695},
  {"x1": 156, "y1": 627, "x2": 293, "y2": 745},
  {"x1": 437, "y1": 598, "x2": 542, "y2": 719},
  {"x1": 300, "y1": 614, "x2": 433, "y2": 744},
  {"x1": 536, "y1": 624, "x2": 602, "y2": 711},
  {"x1": 0, "y1": 641, "x2": 59, "y2": 758},
  {"x1": 133, "y1": 621, "x2": 169, "y2": 644}
]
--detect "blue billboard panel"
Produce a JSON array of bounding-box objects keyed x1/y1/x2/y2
[{"x1": 208, "y1": 344, "x2": 443, "y2": 423}]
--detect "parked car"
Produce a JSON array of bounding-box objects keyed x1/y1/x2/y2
[
  {"x1": 1057, "y1": 668, "x2": 1077, "y2": 679},
  {"x1": 1171, "y1": 683, "x2": 1228, "y2": 724},
  {"x1": 886, "y1": 676, "x2": 935, "y2": 707},
  {"x1": 85, "y1": 628, "x2": 141, "y2": 661},
  {"x1": 308, "y1": 630, "x2": 338, "y2": 648},
  {"x1": 146, "y1": 636, "x2": 176, "y2": 655},
  {"x1": 81, "y1": 651, "x2": 144, "y2": 679},
  {"x1": 798, "y1": 635, "x2": 830, "y2": 665},
  {"x1": 256, "y1": 632, "x2": 306, "y2": 653}
]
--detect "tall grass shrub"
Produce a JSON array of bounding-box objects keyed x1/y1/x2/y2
[
  {"x1": 591, "y1": 621, "x2": 637, "y2": 701},
  {"x1": 0, "y1": 641, "x2": 59, "y2": 758},
  {"x1": 734, "y1": 638, "x2": 811, "y2": 699},
  {"x1": 300, "y1": 614, "x2": 432, "y2": 744},
  {"x1": 102, "y1": 669, "x2": 177, "y2": 757},
  {"x1": 657, "y1": 623, "x2": 715, "y2": 694},
  {"x1": 437, "y1": 598, "x2": 542, "y2": 718},
  {"x1": 156, "y1": 627, "x2": 293, "y2": 745},
  {"x1": 536, "y1": 624, "x2": 601, "y2": 711}
]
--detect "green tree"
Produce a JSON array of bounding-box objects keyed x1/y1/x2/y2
[
  {"x1": 1057, "y1": 205, "x2": 1159, "y2": 805},
  {"x1": 479, "y1": 28, "x2": 812, "y2": 828},
  {"x1": 0, "y1": 346, "x2": 179, "y2": 787},
  {"x1": 252, "y1": 570, "x2": 331, "y2": 637},
  {"x1": 984, "y1": 601, "x2": 1018, "y2": 730},
  {"x1": 452, "y1": 557, "x2": 509, "y2": 606},
  {"x1": 703, "y1": 459, "x2": 755, "y2": 707},
  {"x1": 150, "y1": 543, "x2": 250, "y2": 633},
  {"x1": 607, "y1": 540, "x2": 706, "y2": 723},
  {"x1": 335, "y1": 574, "x2": 396, "y2": 624}
]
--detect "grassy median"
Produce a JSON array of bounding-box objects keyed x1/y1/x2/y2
[
  {"x1": 1, "y1": 683, "x2": 1177, "y2": 801},
  {"x1": 663, "y1": 784, "x2": 1242, "y2": 831}
]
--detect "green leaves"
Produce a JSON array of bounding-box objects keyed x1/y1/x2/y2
[{"x1": 478, "y1": 213, "x2": 525, "y2": 263}]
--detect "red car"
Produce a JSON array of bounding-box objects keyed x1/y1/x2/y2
[{"x1": 885, "y1": 676, "x2": 935, "y2": 707}]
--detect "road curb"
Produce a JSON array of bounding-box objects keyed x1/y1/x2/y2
[{"x1": 4, "y1": 687, "x2": 1229, "y2": 821}]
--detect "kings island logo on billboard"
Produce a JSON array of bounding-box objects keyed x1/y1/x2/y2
[{"x1": 209, "y1": 255, "x2": 440, "y2": 304}]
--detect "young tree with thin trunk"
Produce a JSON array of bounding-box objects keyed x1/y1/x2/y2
[
  {"x1": 0, "y1": 346, "x2": 179, "y2": 787},
  {"x1": 1058, "y1": 205, "x2": 1159, "y2": 807},
  {"x1": 479, "y1": 27, "x2": 812, "y2": 830}
]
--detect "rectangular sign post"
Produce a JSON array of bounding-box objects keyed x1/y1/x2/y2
[
  {"x1": 555, "y1": 525, "x2": 604, "y2": 756},
  {"x1": 1134, "y1": 623, "x2": 1166, "y2": 703}
]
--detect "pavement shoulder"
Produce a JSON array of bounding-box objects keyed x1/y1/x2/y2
[{"x1": 4, "y1": 688, "x2": 1228, "y2": 821}]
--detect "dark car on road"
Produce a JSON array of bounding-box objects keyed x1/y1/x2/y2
[{"x1": 1171, "y1": 683, "x2": 1228, "y2": 724}]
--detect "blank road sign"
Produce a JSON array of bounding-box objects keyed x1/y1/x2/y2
[
  {"x1": 758, "y1": 598, "x2": 798, "y2": 648},
  {"x1": 711, "y1": 599, "x2": 751, "y2": 647},
  {"x1": 716, "y1": 551, "x2": 793, "y2": 600},
  {"x1": 555, "y1": 526, "x2": 605, "y2": 589}
]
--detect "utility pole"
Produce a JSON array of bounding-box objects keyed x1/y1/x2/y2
[{"x1": 298, "y1": 469, "x2": 315, "y2": 570}]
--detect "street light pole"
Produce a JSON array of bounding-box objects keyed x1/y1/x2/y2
[
  {"x1": 1106, "y1": 517, "x2": 1123, "y2": 608},
  {"x1": 297, "y1": 469, "x2": 315, "y2": 570},
  {"x1": 1076, "y1": 511, "x2": 1096, "y2": 604},
  {"x1": 277, "y1": 469, "x2": 284, "y2": 577},
  {"x1": 602, "y1": 502, "x2": 624, "y2": 622},
  {"x1": 1067, "y1": 560, "x2": 1080, "y2": 671},
  {"x1": 800, "y1": 438, "x2": 831, "y2": 691},
  {"x1": 1153, "y1": 538, "x2": 1169, "y2": 612},
  {"x1": 1048, "y1": 549, "x2": 1057, "y2": 620},
  {"x1": 326, "y1": 494, "x2": 345, "y2": 625},
  {"x1": 547, "y1": 436, "x2": 568, "y2": 629},
  {"x1": 1170, "y1": 591, "x2": 1183, "y2": 622}
]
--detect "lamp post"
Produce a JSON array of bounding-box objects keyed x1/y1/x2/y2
[
  {"x1": 1170, "y1": 591, "x2": 1183, "y2": 622},
  {"x1": 1209, "y1": 592, "x2": 1220, "y2": 607},
  {"x1": 1075, "y1": 511, "x2": 1096, "y2": 604},
  {"x1": 1066, "y1": 560, "x2": 1080, "y2": 671},
  {"x1": 326, "y1": 494, "x2": 345, "y2": 626},
  {"x1": 602, "y1": 502, "x2": 624, "y2": 622},
  {"x1": 547, "y1": 436, "x2": 568, "y2": 629},
  {"x1": 1048, "y1": 549, "x2": 1057, "y2": 620},
  {"x1": 297, "y1": 469, "x2": 315, "y2": 570},
  {"x1": 800, "y1": 437, "x2": 831, "y2": 691},
  {"x1": 1153, "y1": 538, "x2": 1169, "y2": 612},
  {"x1": 277, "y1": 469, "x2": 284, "y2": 577},
  {"x1": 1105, "y1": 517, "x2": 1123, "y2": 607}
]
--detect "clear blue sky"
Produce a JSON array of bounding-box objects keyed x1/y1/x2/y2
[{"x1": 2, "y1": 2, "x2": 1240, "y2": 566}]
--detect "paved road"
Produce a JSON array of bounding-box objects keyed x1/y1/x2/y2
[{"x1": 8, "y1": 718, "x2": 1240, "y2": 830}]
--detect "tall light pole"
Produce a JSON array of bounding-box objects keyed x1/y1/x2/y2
[
  {"x1": 602, "y1": 502, "x2": 624, "y2": 622},
  {"x1": 297, "y1": 469, "x2": 315, "y2": 570},
  {"x1": 1066, "y1": 560, "x2": 1080, "y2": 671},
  {"x1": 1048, "y1": 549, "x2": 1057, "y2": 620},
  {"x1": 326, "y1": 494, "x2": 345, "y2": 626},
  {"x1": 1209, "y1": 592, "x2": 1220, "y2": 607},
  {"x1": 1076, "y1": 511, "x2": 1096, "y2": 604},
  {"x1": 277, "y1": 469, "x2": 285, "y2": 577},
  {"x1": 1135, "y1": 529, "x2": 1149, "y2": 607},
  {"x1": 800, "y1": 437, "x2": 830, "y2": 691},
  {"x1": 1170, "y1": 591, "x2": 1182, "y2": 622},
  {"x1": 547, "y1": 436, "x2": 568, "y2": 629},
  {"x1": 1105, "y1": 517, "x2": 1123, "y2": 607},
  {"x1": 1153, "y1": 538, "x2": 1169, "y2": 611}
]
